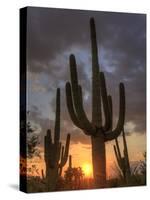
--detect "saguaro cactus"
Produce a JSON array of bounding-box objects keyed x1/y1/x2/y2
[
  {"x1": 113, "y1": 128, "x2": 131, "y2": 183},
  {"x1": 44, "y1": 88, "x2": 70, "y2": 191},
  {"x1": 66, "y1": 18, "x2": 125, "y2": 187},
  {"x1": 69, "y1": 155, "x2": 72, "y2": 169}
]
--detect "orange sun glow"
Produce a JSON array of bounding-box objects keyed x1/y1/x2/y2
[{"x1": 82, "y1": 163, "x2": 93, "y2": 177}]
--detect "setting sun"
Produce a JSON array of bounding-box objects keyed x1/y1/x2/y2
[{"x1": 82, "y1": 163, "x2": 93, "y2": 177}]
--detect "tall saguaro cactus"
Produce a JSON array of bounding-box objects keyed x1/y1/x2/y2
[
  {"x1": 44, "y1": 88, "x2": 70, "y2": 191},
  {"x1": 66, "y1": 18, "x2": 125, "y2": 187},
  {"x1": 113, "y1": 128, "x2": 131, "y2": 183}
]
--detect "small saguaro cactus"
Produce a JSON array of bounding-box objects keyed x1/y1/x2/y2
[
  {"x1": 64, "y1": 155, "x2": 73, "y2": 187},
  {"x1": 113, "y1": 128, "x2": 131, "y2": 183},
  {"x1": 66, "y1": 18, "x2": 125, "y2": 187},
  {"x1": 44, "y1": 88, "x2": 70, "y2": 191},
  {"x1": 69, "y1": 155, "x2": 72, "y2": 169}
]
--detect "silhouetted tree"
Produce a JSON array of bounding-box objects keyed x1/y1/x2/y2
[
  {"x1": 20, "y1": 111, "x2": 40, "y2": 159},
  {"x1": 64, "y1": 167, "x2": 84, "y2": 189},
  {"x1": 72, "y1": 167, "x2": 84, "y2": 189},
  {"x1": 26, "y1": 121, "x2": 40, "y2": 159}
]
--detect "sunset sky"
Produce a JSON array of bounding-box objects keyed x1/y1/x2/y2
[{"x1": 26, "y1": 7, "x2": 146, "y2": 178}]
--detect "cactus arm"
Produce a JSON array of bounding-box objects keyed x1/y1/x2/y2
[
  {"x1": 90, "y1": 18, "x2": 102, "y2": 126},
  {"x1": 113, "y1": 145, "x2": 122, "y2": 168},
  {"x1": 62, "y1": 134, "x2": 70, "y2": 165},
  {"x1": 114, "y1": 139, "x2": 124, "y2": 170},
  {"x1": 59, "y1": 134, "x2": 70, "y2": 176},
  {"x1": 55, "y1": 142, "x2": 62, "y2": 166},
  {"x1": 99, "y1": 72, "x2": 111, "y2": 131},
  {"x1": 69, "y1": 55, "x2": 95, "y2": 134},
  {"x1": 90, "y1": 18, "x2": 99, "y2": 71},
  {"x1": 66, "y1": 82, "x2": 83, "y2": 129},
  {"x1": 60, "y1": 145, "x2": 64, "y2": 164},
  {"x1": 58, "y1": 166, "x2": 63, "y2": 177},
  {"x1": 115, "y1": 83, "x2": 125, "y2": 133},
  {"x1": 69, "y1": 155, "x2": 72, "y2": 168},
  {"x1": 54, "y1": 88, "x2": 60, "y2": 144},
  {"x1": 44, "y1": 135, "x2": 47, "y2": 162},
  {"x1": 104, "y1": 83, "x2": 125, "y2": 141},
  {"x1": 108, "y1": 95, "x2": 113, "y2": 130},
  {"x1": 115, "y1": 138, "x2": 122, "y2": 161},
  {"x1": 122, "y1": 129, "x2": 129, "y2": 160},
  {"x1": 69, "y1": 55, "x2": 79, "y2": 97},
  {"x1": 44, "y1": 129, "x2": 52, "y2": 162},
  {"x1": 78, "y1": 85, "x2": 83, "y2": 105},
  {"x1": 41, "y1": 169, "x2": 45, "y2": 179},
  {"x1": 59, "y1": 145, "x2": 64, "y2": 176},
  {"x1": 122, "y1": 129, "x2": 131, "y2": 175},
  {"x1": 114, "y1": 130, "x2": 131, "y2": 181},
  {"x1": 78, "y1": 85, "x2": 94, "y2": 135},
  {"x1": 53, "y1": 142, "x2": 61, "y2": 166},
  {"x1": 59, "y1": 134, "x2": 70, "y2": 167}
]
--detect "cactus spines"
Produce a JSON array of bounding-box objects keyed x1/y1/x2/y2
[
  {"x1": 66, "y1": 18, "x2": 125, "y2": 187},
  {"x1": 44, "y1": 88, "x2": 70, "y2": 191},
  {"x1": 114, "y1": 128, "x2": 131, "y2": 183}
]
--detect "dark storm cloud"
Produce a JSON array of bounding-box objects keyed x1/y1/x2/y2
[
  {"x1": 27, "y1": 7, "x2": 94, "y2": 63},
  {"x1": 29, "y1": 104, "x2": 90, "y2": 145},
  {"x1": 27, "y1": 7, "x2": 145, "y2": 67},
  {"x1": 28, "y1": 105, "x2": 54, "y2": 137},
  {"x1": 27, "y1": 7, "x2": 146, "y2": 144}
]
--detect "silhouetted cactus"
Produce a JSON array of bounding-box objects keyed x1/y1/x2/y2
[
  {"x1": 113, "y1": 128, "x2": 131, "y2": 183},
  {"x1": 41, "y1": 169, "x2": 45, "y2": 179},
  {"x1": 44, "y1": 88, "x2": 70, "y2": 191},
  {"x1": 69, "y1": 155, "x2": 72, "y2": 169},
  {"x1": 66, "y1": 18, "x2": 125, "y2": 187}
]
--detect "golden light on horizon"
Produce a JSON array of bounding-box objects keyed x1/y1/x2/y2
[
  {"x1": 82, "y1": 163, "x2": 93, "y2": 177},
  {"x1": 26, "y1": 133, "x2": 146, "y2": 178}
]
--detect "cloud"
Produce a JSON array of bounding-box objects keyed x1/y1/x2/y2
[
  {"x1": 26, "y1": 7, "x2": 146, "y2": 145},
  {"x1": 28, "y1": 104, "x2": 91, "y2": 146},
  {"x1": 27, "y1": 7, "x2": 146, "y2": 70}
]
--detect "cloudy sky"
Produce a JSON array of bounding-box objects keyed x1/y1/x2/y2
[{"x1": 26, "y1": 7, "x2": 146, "y2": 176}]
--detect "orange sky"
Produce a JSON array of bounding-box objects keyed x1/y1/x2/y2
[{"x1": 26, "y1": 132, "x2": 146, "y2": 179}]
